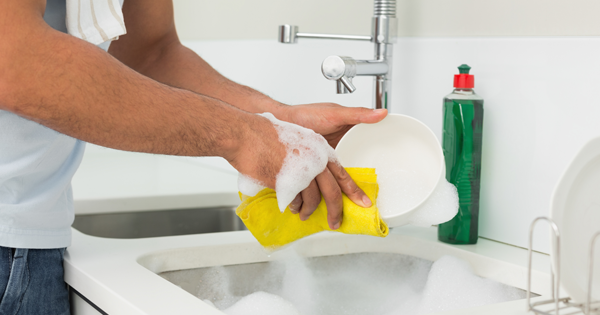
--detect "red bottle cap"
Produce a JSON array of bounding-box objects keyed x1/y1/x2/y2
[{"x1": 453, "y1": 64, "x2": 474, "y2": 88}]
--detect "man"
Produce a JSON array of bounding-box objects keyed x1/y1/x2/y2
[{"x1": 0, "y1": 0, "x2": 387, "y2": 313}]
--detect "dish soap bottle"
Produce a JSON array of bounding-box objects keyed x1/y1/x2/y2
[{"x1": 438, "y1": 64, "x2": 484, "y2": 245}]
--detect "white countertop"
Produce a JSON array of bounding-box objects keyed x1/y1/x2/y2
[
  {"x1": 66, "y1": 225, "x2": 551, "y2": 315},
  {"x1": 72, "y1": 144, "x2": 240, "y2": 215}
]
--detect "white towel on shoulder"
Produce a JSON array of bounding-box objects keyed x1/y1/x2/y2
[{"x1": 66, "y1": 0, "x2": 126, "y2": 45}]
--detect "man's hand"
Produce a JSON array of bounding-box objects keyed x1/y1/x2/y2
[
  {"x1": 227, "y1": 115, "x2": 286, "y2": 190},
  {"x1": 281, "y1": 103, "x2": 388, "y2": 229},
  {"x1": 281, "y1": 103, "x2": 388, "y2": 148}
]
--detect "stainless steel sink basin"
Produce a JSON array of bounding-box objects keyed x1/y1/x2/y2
[{"x1": 72, "y1": 207, "x2": 246, "y2": 239}]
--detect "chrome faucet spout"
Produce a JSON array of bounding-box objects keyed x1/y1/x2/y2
[
  {"x1": 356, "y1": 60, "x2": 388, "y2": 76},
  {"x1": 278, "y1": 0, "x2": 397, "y2": 110},
  {"x1": 321, "y1": 56, "x2": 388, "y2": 96}
]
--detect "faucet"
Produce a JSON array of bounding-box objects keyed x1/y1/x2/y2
[{"x1": 278, "y1": 0, "x2": 397, "y2": 110}]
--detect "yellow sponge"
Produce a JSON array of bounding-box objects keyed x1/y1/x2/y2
[{"x1": 236, "y1": 168, "x2": 388, "y2": 249}]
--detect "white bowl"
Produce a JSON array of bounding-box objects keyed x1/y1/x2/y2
[{"x1": 335, "y1": 114, "x2": 445, "y2": 227}]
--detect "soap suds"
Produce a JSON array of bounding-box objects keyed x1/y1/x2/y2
[
  {"x1": 164, "y1": 253, "x2": 526, "y2": 315},
  {"x1": 237, "y1": 174, "x2": 266, "y2": 198},
  {"x1": 417, "y1": 255, "x2": 526, "y2": 314},
  {"x1": 223, "y1": 291, "x2": 301, "y2": 315},
  {"x1": 408, "y1": 179, "x2": 459, "y2": 227},
  {"x1": 238, "y1": 113, "x2": 337, "y2": 212}
]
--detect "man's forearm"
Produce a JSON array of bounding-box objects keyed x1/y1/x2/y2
[{"x1": 1, "y1": 23, "x2": 261, "y2": 161}]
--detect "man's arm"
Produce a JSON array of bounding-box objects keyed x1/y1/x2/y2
[
  {"x1": 0, "y1": 0, "x2": 284, "y2": 187},
  {"x1": 108, "y1": 0, "x2": 284, "y2": 116}
]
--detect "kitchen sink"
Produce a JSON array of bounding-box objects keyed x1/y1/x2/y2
[
  {"x1": 72, "y1": 207, "x2": 246, "y2": 239},
  {"x1": 151, "y1": 242, "x2": 534, "y2": 315}
]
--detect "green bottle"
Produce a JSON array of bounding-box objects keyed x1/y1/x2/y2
[{"x1": 438, "y1": 64, "x2": 484, "y2": 245}]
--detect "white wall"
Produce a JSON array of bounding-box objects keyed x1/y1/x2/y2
[{"x1": 173, "y1": 0, "x2": 600, "y2": 41}]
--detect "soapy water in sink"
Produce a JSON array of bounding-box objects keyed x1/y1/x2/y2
[{"x1": 160, "y1": 253, "x2": 525, "y2": 315}]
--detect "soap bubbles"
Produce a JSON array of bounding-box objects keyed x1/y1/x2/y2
[
  {"x1": 237, "y1": 113, "x2": 337, "y2": 212},
  {"x1": 223, "y1": 291, "x2": 301, "y2": 315},
  {"x1": 407, "y1": 179, "x2": 459, "y2": 227},
  {"x1": 177, "y1": 253, "x2": 526, "y2": 315},
  {"x1": 416, "y1": 255, "x2": 527, "y2": 314},
  {"x1": 237, "y1": 174, "x2": 266, "y2": 198}
]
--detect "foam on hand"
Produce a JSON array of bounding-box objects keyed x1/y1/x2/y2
[
  {"x1": 238, "y1": 174, "x2": 266, "y2": 197},
  {"x1": 260, "y1": 113, "x2": 337, "y2": 212}
]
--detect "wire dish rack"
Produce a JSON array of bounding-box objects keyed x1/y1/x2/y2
[{"x1": 527, "y1": 217, "x2": 600, "y2": 315}]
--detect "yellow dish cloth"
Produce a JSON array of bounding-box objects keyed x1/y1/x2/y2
[{"x1": 236, "y1": 167, "x2": 389, "y2": 250}]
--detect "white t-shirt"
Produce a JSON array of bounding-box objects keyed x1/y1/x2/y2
[{"x1": 0, "y1": 0, "x2": 120, "y2": 248}]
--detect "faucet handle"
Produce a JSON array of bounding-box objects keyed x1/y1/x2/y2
[
  {"x1": 322, "y1": 56, "x2": 356, "y2": 80},
  {"x1": 322, "y1": 56, "x2": 357, "y2": 94},
  {"x1": 337, "y1": 76, "x2": 356, "y2": 93}
]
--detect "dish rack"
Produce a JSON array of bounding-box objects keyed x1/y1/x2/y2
[{"x1": 527, "y1": 217, "x2": 600, "y2": 314}]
